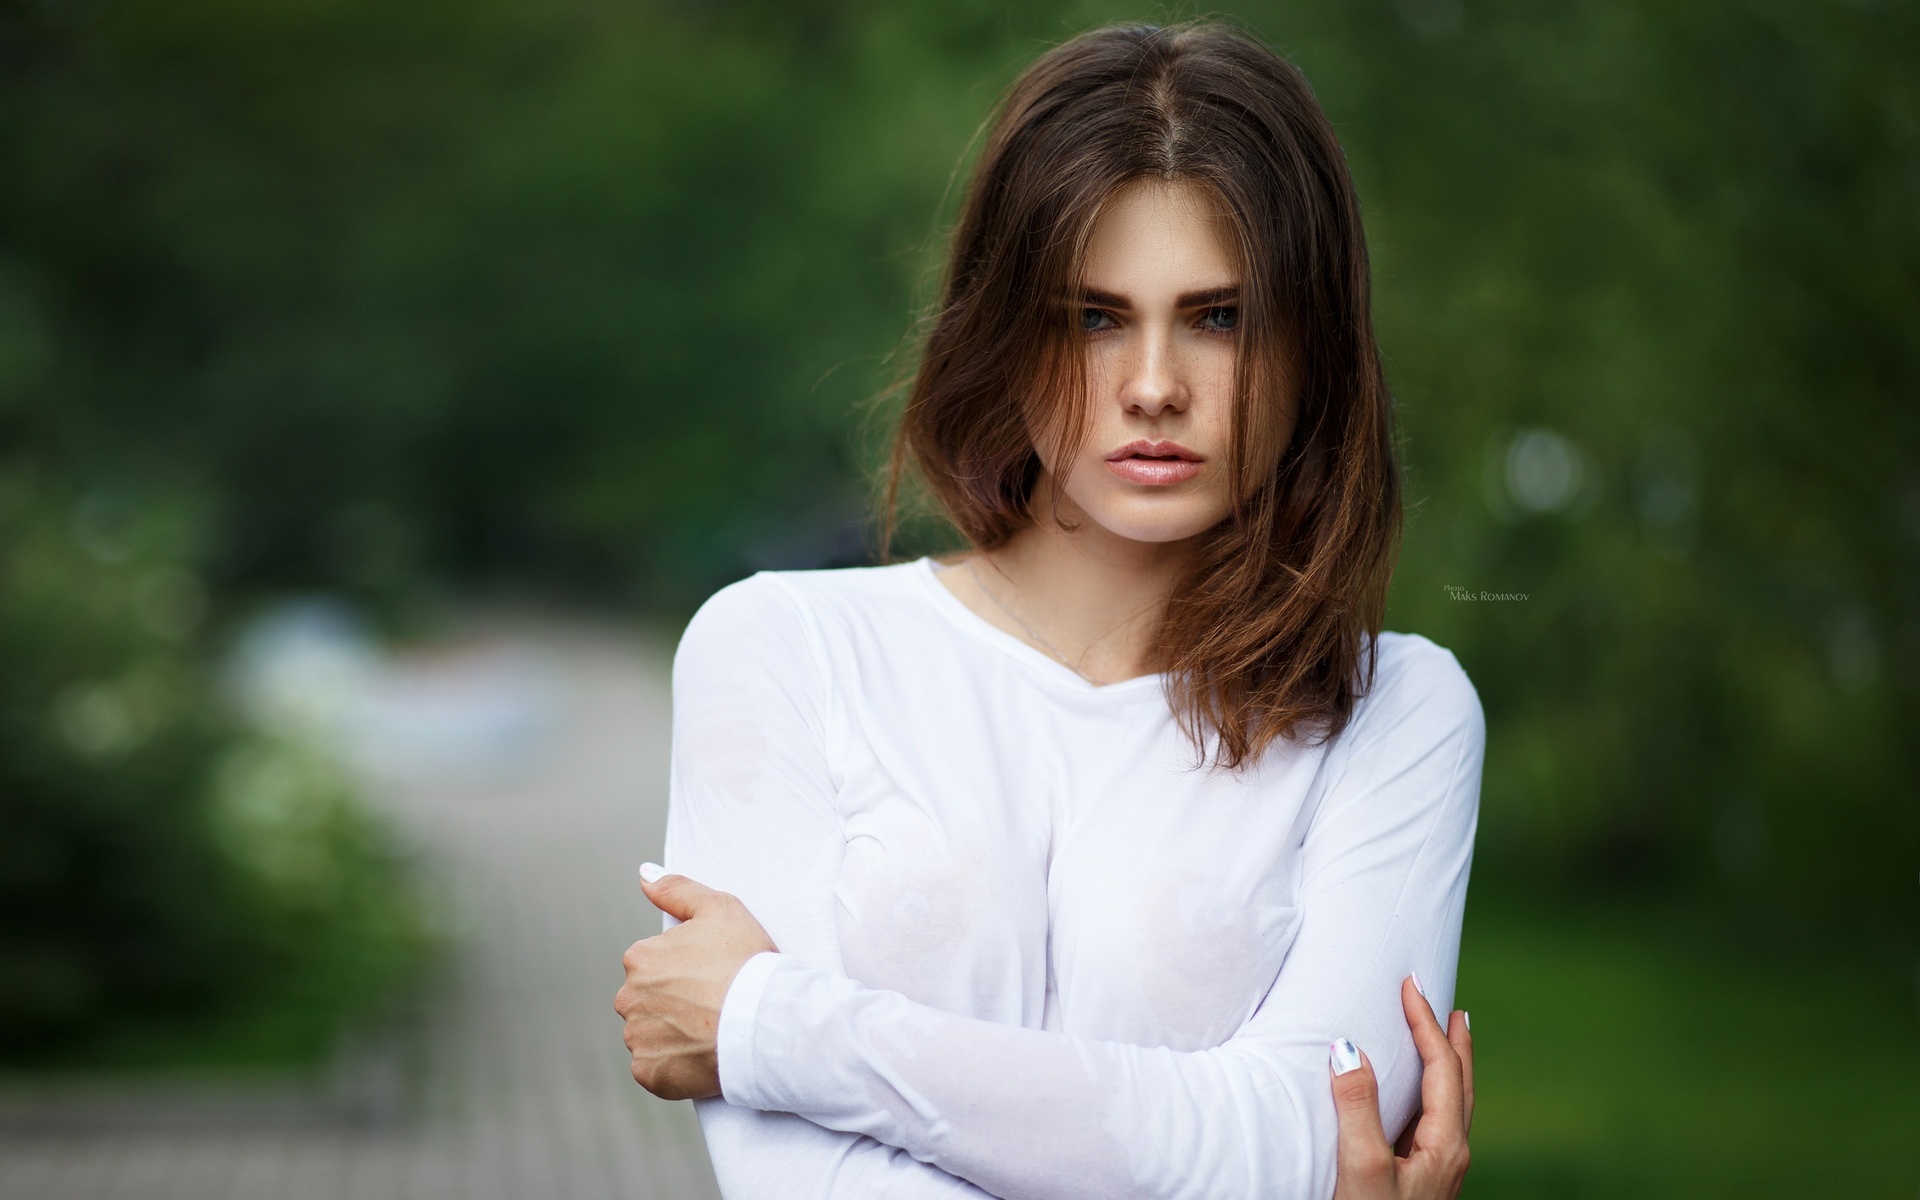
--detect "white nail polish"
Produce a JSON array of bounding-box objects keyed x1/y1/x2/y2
[
  {"x1": 1330, "y1": 1038, "x2": 1362, "y2": 1076},
  {"x1": 639, "y1": 862, "x2": 665, "y2": 884},
  {"x1": 1463, "y1": 1010, "x2": 1471, "y2": 1033},
  {"x1": 1411, "y1": 970, "x2": 1426, "y2": 998}
]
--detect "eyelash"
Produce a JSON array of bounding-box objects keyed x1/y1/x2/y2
[{"x1": 1080, "y1": 307, "x2": 1238, "y2": 335}]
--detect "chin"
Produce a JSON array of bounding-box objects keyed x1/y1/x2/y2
[{"x1": 1076, "y1": 493, "x2": 1227, "y2": 545}]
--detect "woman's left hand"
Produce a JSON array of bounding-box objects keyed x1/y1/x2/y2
[
  {"x1": 614, "y1": 866, "x2": 777, "y2": 1100},
  {"x1": 1328, "y1": 976, "x2": 1474, "y2": 1199}
]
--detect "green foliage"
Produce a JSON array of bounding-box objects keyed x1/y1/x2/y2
[
  {"x1": 1457, "y1": 890, "x2": 1920, "y2": 1197},
  {"x1": 1259, "y1": 1, "x2": 1920, "y2": 940},
  {"x1": 0, "y1": 473, "x2": 422, "y2": 1065},
  {"x1": 0, "y1": 0, "x2": 1912, "y2": 998},
  {"x1": 0, "y1": 0, "x2": 1056, "y2": 605}
]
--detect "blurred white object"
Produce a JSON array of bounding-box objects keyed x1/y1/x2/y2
[
  {"x1": 1504, "y1": 428, "x2": 1587, "y2": 514},
  {"x1": 229, "y1": 600, "x2": 379, "y2": 739},
  {"x1": 229, "y1": 598, "x2": 558, "y2": 784}
]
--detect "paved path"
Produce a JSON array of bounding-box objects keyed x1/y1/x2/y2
[{"x1": 0, "y1": 621, "x2": 723, "y2": 1200}]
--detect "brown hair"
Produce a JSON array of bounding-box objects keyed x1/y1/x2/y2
[{"x1": 884, "y1": 20, "x2": 1401, "y2": 768}]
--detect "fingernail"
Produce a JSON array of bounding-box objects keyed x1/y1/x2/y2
[
  {"x1": 1463, "y1": 1010, "x2": 1471, "y2": 1032},
  {"x1": 1411, "y1": 970, "x2": 1426, "y2": 998},
  {"x1": 1330, "y1": 1038, "x2": 1362, "y2": 1076},
  {"x1": 639, "y1": 862, "x2": 665, "y2": 884}
]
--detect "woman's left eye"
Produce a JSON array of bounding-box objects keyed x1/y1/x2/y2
[{"x1": 1198, "y1": 306, "x2": 1238, "y2": 333}]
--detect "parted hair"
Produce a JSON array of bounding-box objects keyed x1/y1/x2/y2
[{"x1": 884, "y1": 20, "x2": 1401, "y2": 768}]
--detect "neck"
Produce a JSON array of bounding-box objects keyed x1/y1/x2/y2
[{"x1": 971, "y1": 492, "x2": 1196, "y2": 684}]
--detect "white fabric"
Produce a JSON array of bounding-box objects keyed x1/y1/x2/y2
[{"x1": 661, "y1": 559, "x2": 1483, "y2": 1200}]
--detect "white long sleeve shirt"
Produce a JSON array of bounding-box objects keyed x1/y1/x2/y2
[{"x1": 661, "y1": 559, "x2": 1483, "y2": 1200}]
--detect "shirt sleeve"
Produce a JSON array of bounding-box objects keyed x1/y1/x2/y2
[
  {"x1": 713, "y1": 642, "x2": 1484, "y2": 1200},
  {"x1": 662, "y1": 575, "x2": 996, "y2": 1200}
]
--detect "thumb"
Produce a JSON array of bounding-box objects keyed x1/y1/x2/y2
[
  {"x1": 1329, "y1": 1039, "x2": 1393, "y2": 1185},
  {"x1": 638, "y1": 862, "x2": 719, "y2": 922}
]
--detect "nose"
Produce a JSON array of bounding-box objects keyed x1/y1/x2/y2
[{"x1": 1120, "y1": 328, "x2": 1190, "y2": 418}]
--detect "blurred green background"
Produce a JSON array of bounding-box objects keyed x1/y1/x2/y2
[{"x1": 1, "y1": 0, "x2": 1915, "y2": 1194}]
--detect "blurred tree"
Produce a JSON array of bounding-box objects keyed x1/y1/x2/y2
[
  {"x1": 1253, "y1": 0, "x2": 1920, "y2": 943},
  {"x1": 0, "y1": 473, "x2": 419, "y2": 1062},
  {"x1": 0, "y1": 0, "x2": 1064, "y2": 605}
]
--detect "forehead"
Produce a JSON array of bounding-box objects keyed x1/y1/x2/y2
[{"x1": 1082, "y1": 178, "x2": 1238, "y2": 290}]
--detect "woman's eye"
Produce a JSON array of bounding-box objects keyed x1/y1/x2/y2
[
  {"x1": 1199, "y1": 306, "x2": 1238, "y2": 333},
  {"x1": 1082, "y1": 308, "x2": 1116, "y2": 332}
]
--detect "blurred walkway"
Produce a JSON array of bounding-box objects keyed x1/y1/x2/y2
[{"x1": 0, "y1": 621, "x2": 722, "y2": 1200}]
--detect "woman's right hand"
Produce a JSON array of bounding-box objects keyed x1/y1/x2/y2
[{"x1": 1329, "y1": 976, "x2": 1474, "y2": 1200}]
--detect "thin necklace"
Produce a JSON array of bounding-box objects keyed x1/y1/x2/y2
[{"x1": 965, "y1": 557, "x2": 1092, "y2": 681}]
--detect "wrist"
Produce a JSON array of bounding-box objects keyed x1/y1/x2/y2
[{"x1": 715, "y1": 949, "x2": 785, "y2": 1105}]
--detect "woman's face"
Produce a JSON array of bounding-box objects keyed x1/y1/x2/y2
[{"x1": 1034, "y1": 178, "x2": 1263, "y2": 546}]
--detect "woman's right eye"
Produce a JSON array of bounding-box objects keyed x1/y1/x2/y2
[{"x1": 1082, "y1": 308, "x2": 1116, "y2": 332}]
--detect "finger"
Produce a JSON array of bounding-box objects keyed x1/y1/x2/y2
[
  {"x1": 1393, "y1": 1109, "x2": 1418, "y2": 1158},
  {"x1": 619, "y1": 935, "x2": 658, "y2": 979},
  {"x1": 1448, "y1": 1009, "x2": 1474, "y2": 1134},
  {"x1": 1329, "y1": 1039, "x2": 1394, "y2": 1185},
  {"x1": 1403, "y1": 975, "x2": 1466, "y2": 1135},
  {"x1": 637, "y1": 863, "x2": 721, "y2": 922}
]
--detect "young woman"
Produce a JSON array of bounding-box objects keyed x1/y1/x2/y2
[{"x1": 615, "y1": 22, "x2": 1480, "y2": 1200}]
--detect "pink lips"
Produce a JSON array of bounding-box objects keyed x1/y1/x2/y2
[{"x1": 1104, "y1": 439, "x2": 1204, "y2": 486}]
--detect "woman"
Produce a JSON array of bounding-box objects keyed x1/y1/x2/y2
[{"x1": 616, "y1": 21, "x2": 1479, "y2": 1200}]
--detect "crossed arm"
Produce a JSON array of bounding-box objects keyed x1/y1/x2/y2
[
  {"x1": 631, "y1": 823, "x2": 1478, "y2": 1200},
  {"x1": 618, "y1": 583, "x2": 1482, "y2": 1199},
  {"x1": 617, "y1": 873, "x2": 1474, "y2": 1200}
]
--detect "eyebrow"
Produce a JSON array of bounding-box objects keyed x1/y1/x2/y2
[{"x1": 1080, "y1": 285, "x2": 1241, "y2": 309}]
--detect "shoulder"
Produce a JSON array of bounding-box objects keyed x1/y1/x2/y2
[
  {"x1": 1302, "y1": 633, "x2": 1484, "y2": 830},
  {"x1": 750, "y1": 559, "x2": 931, "y2": 613},
  {"x1": 677, "y1": 560, "x2": 931, "y2": 673},
  {"x1": 693, "y1": 560, "x2": 933, "y2": 641},
  {"x1": 1371, "y1": 632, "x2": 1480, "y2": 718},
  {"x1": 1342, "y1": 632, "x2": 1484, "y2": 756}
]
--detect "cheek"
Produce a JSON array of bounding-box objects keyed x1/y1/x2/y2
[
  {"x1": 1083, "y1": 340, "x2": 1123, "y2": 402},
  {"x1": 1038, "y1": 349, "x2": 1113, "y2": 469},
  {"x1": 1154, "y1": 339, "x2": 1240, "y2": 471},
  {"x1": 1193, "y1": 341, "x2": 1239, "y2": 422},
  {"x1": 1025, "y1": 356, "x2": 1104, "y2": 474}
]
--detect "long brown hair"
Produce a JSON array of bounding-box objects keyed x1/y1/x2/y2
[{"x1": 884, "y1": 20, "x2": 1401, "y2": 768}]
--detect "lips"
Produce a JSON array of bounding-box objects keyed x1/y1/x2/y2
[{"x1": 1104, "y1": 439, "x2": 1204, "y2": 486}]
